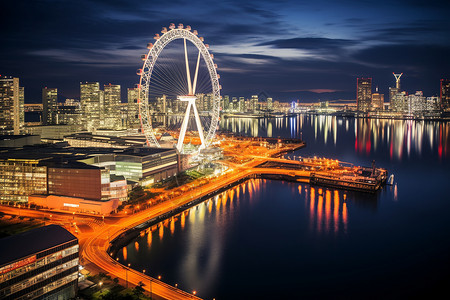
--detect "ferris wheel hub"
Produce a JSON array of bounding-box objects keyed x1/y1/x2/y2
[{"x1": 178, "y1": 95, "x2": 197, "y2": 102}]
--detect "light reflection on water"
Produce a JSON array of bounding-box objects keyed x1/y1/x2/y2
[{"x1": 220, "y1": 115, "x2": 450, "y2": 160}]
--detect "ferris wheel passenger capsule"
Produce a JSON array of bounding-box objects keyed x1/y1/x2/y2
[
  {"x1": 185, "y1": 25, "x2": 191, "y2": 31},
  {"x1": 214, "y1": 63, "x2": 218, "y2": 69},
  {"x1": 199, "y1": 37, "x2": 204, "y2": 41},
  {"x1": 205, "y1": 44, "x2": 209, "y2": 49},
  {"x1": 147, "y1": 43, "x2": 153, "y2": 49},
  {"x1": 136, "y1": 69, "x2": 143, "y2": 75},
  {"x1": 161, "y1": 27, "x2": 167, "y2": 33},
  {"x1": 178, "y1": 23, "x2": 184, "y2": 29},
  {"x1": 154, "y1": 34, "x2": 160, "y2": 40},
  {"x1": 210, "y1": 53, "x2": 214, "y2": 59},
  {"x1": 169, "y1": 23, "x2": 176, "y2": 30},
  {"x1": 217, "y1": 74, "x2": 220, "y2": 79},
  {"x1": 193, "y1": 30, "x2": 198, "y2": 35},
  {"x1": 219, "y1": 85, "x2": 222, "y2": 90},
  {"x1": 141, "y1": 54, "x2": 148, "y2": 61}
]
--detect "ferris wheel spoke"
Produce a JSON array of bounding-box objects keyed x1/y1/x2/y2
[
  {"x1": 192, "y1": 50, "x2": 201, "y2": 95},
  {"x1": 184, "y1": 38, "x2": 193, "y2": 95}
]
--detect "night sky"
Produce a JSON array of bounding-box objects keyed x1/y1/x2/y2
[{"x1": 1, "y1": 0, "x2": 449, "y2": 102}]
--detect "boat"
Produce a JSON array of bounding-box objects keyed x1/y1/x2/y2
[{"x1": 309, "y1": 166, "x2": 388, "y2": 193}]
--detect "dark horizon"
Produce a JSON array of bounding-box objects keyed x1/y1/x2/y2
[{"x1": 1, "y1": 0, "x2": 449, "y2": 103}]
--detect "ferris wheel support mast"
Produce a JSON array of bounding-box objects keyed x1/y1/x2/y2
[{"x1": 177, "y1": 39, "x2": 206, "y2": 152}]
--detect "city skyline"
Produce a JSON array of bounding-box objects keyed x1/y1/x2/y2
[{"x1": 1, "y1": 0, "x2": 449, "y2": 102}]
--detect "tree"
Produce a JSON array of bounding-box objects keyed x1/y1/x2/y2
[{"x1": 132, "y1": 281, "x2": 145, "y2": 297}]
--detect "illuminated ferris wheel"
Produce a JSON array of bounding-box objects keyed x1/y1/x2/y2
[{"x1": 137, "y1": 23, "x2": 221, "y2": 153}]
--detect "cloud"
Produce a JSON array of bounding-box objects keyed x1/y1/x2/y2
[{"x1": 259, "y1": 37, "x2": 356, "y2": 50}]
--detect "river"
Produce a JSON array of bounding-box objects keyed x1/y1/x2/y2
[{"x1": 118, "y1": 115, "x2": 450, "y2": 299}]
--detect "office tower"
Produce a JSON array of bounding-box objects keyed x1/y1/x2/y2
[
  {"x1": 42, "y1": 87, "x2": 58, "y2": 125},
  {"x1": 389, "y1": 87, "x2": 400, "y2": 106},
  {"x1": 80, "y1": 82, "x2": 103, "y2": 132},
  {"x1": 391, "y1": 91, "x2": 408, "y2": 112},
  {"x1": 251, "y1": 95, "x2": 259, "y2": 112},
  {"x1": 223, "y1": 95, "x2": 230, "y2": 111},
  {"x1": 267, "y1": 98, "x2": 273, "y2": 110},
  {"x1": 104, "y1": 83, "x2": 121, "y2": 130},
  {"x1": 356, "y1": 78, "x2": 372, "y2": 112},
  {"x1": 0, "y1": 76, "x2": 20, "y2": 135},
  {"x1": 371, "y1": 87, "x2": 384, "y2": 110},
  {"x1": 408, "y1": 91, "x2": 426, "y2": 114},
  {"x1": 440, "y1": 79, "x2": 450, "y2": 110},
  {"x1": 426, "y1": 97, "x2": 440, "y2": 111},
  {"x1": 19, "y1": 86, "x2": 24, "y2": 131},
  {"x1": 238, "y1": 97, "x2": 244, "y2": 112},
  {"x1": 57, "y1": 99, "x2": 82, "y2": 127},
  {"x1": 127, "y1": 87, "x2": 140, "y2": 128},
  {"x1": 0, "y1": 225, "x2": 79, "y2": 300}
]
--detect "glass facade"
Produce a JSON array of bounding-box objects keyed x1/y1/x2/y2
[{"x1": 0, "y1": 159, "x2": 47, "y2": 203}]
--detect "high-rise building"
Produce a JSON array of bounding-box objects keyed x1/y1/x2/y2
[
  {"x1": 251, "y1": 95, "x2": 259, "y2": 112},
  {"x1": 238, "y1": 97, "x2": 244, "y2": 112},
  {"x1": 0, "y1": 225, "x2": 79, "y2": 300},
  {"x1": 356, "y1": 78, "x2": 372, "y2": 112},
  {"x1": 391, "y1": 91, "x2": 408, "y2": 112},
  {"x1": 267, "y1": 97, "x2": 273, "y2": 111},
  {"x1": 57, "y1": 99, "x2": 82, "y2": 128},
  {"x1": 104, "y1": 83, "x2": 121, "y2": 130},
  {"x1": 409, "y1": 91, "x2": 426, "y2": 114},
  {"x1": 127, "y1": 87, "x2": 140, "y2": 128},
  {"x1": 80, "y1": 82, "x2": 103, "y2": 132},
  {"x1": 0, "y1": 76, "x2": 21, "y2": 135},
  {"x1": 440, "y1": 79, "x2": 450, "y2": 110},
  {"x1": 223, "y1": 95, "x2": 230, "y2": 111},
  {"x1": 42, "y1": 87, "x2": 58, "y2": 125},
  {"x1": 426, "y1": 97, "x2": 440, "y2": 111},
  {"x1": 19, "y1": 86, "x2": 24, "y2": 132}
]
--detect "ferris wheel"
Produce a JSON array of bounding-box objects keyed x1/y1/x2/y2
[{"x1": 137, "y1": 23, "x2": 221, "y2": 153}]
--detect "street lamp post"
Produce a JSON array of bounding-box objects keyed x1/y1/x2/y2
[
  {"x1": 143, "y1": 269, "x2": 152, "y2": 299},
  {"x1": 126, "y1": 263, "x2": 131, "y2": 288}
]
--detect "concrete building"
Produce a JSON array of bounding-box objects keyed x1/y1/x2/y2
[
  {"x1": 42, "y1": 87, "x2": 58, "y2": 125},
  {"x1": 0, "y1": 76, "x2": 21, "y2": 135},
  {"x1": 0, "y1": 225, "x2": 79, "y2": 300},
  {"x1": 357, "y1": 78, "x2": 372, "y2": 112}
]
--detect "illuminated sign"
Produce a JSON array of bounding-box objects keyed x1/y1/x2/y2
[
  {"x1": 63, "y1": 203, "x2": 79, "y2": 208},
  {"x1": 0, "y1": 255, "x2": 36, "y2": 274}
]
